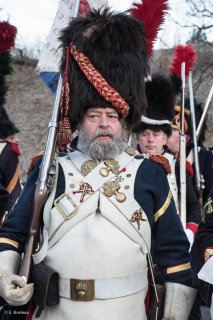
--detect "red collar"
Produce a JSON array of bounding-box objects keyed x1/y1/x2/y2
[{"x1": 5, "y1": 140, "x2": 21, "y2": 156}]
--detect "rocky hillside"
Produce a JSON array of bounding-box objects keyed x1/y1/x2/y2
[
  {"x1": 5, "y1": 60, "x2": 54, "y2": 181},
  {"x1": 4, "y1": 54, "x2": 213, "y2": 181}
]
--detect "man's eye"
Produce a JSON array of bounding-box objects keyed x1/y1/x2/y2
[
  {"x1": 108, "y1": 115, "x2": 118, "y2": 119},
  {"x1": 88, "y1": 114, "x2": 99, "y2": 118}
]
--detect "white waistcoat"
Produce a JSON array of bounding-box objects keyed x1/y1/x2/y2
[{"x1": 33, "y1": 151, "x2": 151, "y2": 320}]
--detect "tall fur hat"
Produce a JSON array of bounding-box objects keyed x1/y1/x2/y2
[
  {"x1": 59, "y1": 8, "x2": 149, "y2": 132},
  {"x1": 0, "y1": 105, "x2": 19, "y2": 139},
  {"x1": 134, "y1": 73, "x2": 175, "y2": 136}
]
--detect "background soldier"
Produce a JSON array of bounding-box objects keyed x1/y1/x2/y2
[{"x1": 134, "y1": 73, "x2": 201, "y2": 249}]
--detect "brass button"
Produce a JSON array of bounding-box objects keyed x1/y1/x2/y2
[
  {"x1": 126, "y1": 174, "x2": 131, "y2": 178},
  {"x1": 124, "y1": 185, "x2": 130, "y2": 190},
  {"x1": 69, "y1": 183, "x2": 75, "y2": 188}
]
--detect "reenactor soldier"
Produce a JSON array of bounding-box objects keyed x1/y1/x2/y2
[
  {"x1": 168, "y1": 102, "x2": 213, "y2": 205},
  {"x1": 0, "y1": 106, "x2": 22, "y2": 224},
  {"x1": 0, "y1": 8, "x2": 196, "y2": 320},
  {"x1": 195, "y1": 186, "x2": 213, "y2": 319},
  {"x1": 134, "y1": 73, "x2": 201, "y2": 249}
]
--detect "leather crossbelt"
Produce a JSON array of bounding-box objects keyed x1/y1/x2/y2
[{"x1": 59, "y1": 271, "x2": 148, "y2": 301}]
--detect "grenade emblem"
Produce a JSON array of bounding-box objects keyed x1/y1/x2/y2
[{"x1": 76, "y1": 281, "x2": 87, "y2": 297}]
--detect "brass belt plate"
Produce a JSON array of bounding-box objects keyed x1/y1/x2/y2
[{"x1": 71, "y1": 279, "x2": 95, "y2": 301}]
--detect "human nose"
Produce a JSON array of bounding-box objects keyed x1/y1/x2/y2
[
  {"x1": 98, "y1": 114, "x2": 110, "y2": 127},
  {"x1": 147, "y1": 134, "x2": 154, "y2": 142}
]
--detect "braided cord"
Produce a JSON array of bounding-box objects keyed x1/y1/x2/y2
[{"x1": 70, "y1": 44, "x2": 129, "y2": 117}]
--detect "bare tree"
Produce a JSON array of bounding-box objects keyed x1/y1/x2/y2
[{"x1": 184, "y1": 0, "x2": 213, "y2": 47}]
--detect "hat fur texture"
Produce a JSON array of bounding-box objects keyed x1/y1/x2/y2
[{"x1": 59, "y1": 8, "x2": 149, "y2": 130}]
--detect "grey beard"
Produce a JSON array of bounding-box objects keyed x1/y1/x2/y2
[{"x1": 77, "y1": 127, "x2": 128, "y2": 160}]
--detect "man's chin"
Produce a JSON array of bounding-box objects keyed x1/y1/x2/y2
[{"x1": 144, "y1": 148, "x2": 156, "y2": 155}]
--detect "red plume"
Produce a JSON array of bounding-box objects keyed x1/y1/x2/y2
[
  {"x1": 0, "y1": 21, "x2": 17, "y2": 53},
  {"x1": 129, "y1": 0, "x2": 169, "y2": 57},
  {"x1": 169, "y1": 44, "x2": 197, "y2": 79},
  {"x1": 78, "y1": 0, "x2": 91, "y2": 17}
]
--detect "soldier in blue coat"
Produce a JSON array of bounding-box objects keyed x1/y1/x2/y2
[
  {"x1": 0, "y1": 8, "x2": 197, "y2": 320},
  {"x1": 0, "y1": 107, "x2": 22, "y2": 224}
]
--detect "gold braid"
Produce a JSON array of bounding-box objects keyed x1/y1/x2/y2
[{"x1": 70, "y1": 43, "x2": 129, "y2": 118}]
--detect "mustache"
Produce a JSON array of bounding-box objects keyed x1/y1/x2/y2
[{"x1": 93, "y1": 129, "x2": 114, "y2": 139}]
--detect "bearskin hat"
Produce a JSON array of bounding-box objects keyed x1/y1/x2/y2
[
  {"x1": 59, "y1": 7, "x2": 149, "y2": 131},
  {"x1": 134, "y1": 73, "x2": 175, "y2": 136},
  {"x1": 0, "y1": 106, "x2": 19, "y2": 139}
]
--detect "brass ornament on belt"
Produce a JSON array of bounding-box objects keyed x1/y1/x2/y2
[
  {"x1": 99, "y1": 159, "x2": 120, "y2": 177},
  {"x1": 71, "y1": 279, "x2": 95, "y2": 301},
  {"x1": 130, "y1": 208, "x2": 146, "y2": 230},
  {"x1": 103, "y1": 180, "x2": 126, "y2": 203},
  {"x1": 81, "y1": 160, "x2": 98, "y2": 176}
]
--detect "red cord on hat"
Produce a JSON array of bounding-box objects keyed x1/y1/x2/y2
[{"x1": 70, "y1": 43, "x2": 129, "y2": 118}]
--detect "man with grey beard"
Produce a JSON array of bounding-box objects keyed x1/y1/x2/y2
[
  {"x1": 77, "y1": 108, "x2": 128, "y2": 160},
  {"x1": 0, "y1": 8, "x2": 197, "y2": 320}
]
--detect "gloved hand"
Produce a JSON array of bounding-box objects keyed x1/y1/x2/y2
[
  {"x1": 0, "y1": 250, "x2": 34, "y2": 306},
  {"x1": 185, "y1": 228, "x2": 194, "y2": 252},
  {"x1": 0, "y1": 274, "x2": 34, "y2": 306}
]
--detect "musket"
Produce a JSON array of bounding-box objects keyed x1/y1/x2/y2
[
  {"x1": 18, "y1": 0, "x2": 81, "y2": 283},
  {"x1": 18, "y1": 75, "x2": 62, "y2": 282},
  {"x1": 188, "y1": 71, "x2": 201, "y2": 191},
  {"x1": 196, "y1": 83, "x2": 213, "y2": 139},
  {"x1": 179, "y1": 62, "x2": 187, "y2": 229}
]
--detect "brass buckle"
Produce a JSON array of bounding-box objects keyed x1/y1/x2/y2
[
  {"x1": 54, "y1": 193, "x2": 78, "y2": 220},
  {"x1": 71, "y1": 279, "x2": 95, "y2": 301}
]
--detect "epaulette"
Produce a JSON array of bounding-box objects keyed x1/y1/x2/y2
[
  {"x1": 27, "y1": 151, "x2": 43, "y2": 175},
  {"x1": 147, "y1": 154, "x2": 171, "y2": 174}
]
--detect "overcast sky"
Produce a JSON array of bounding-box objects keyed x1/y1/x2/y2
[{"x1": 0, "y1": 0, "x2": 198, "y2": 55}]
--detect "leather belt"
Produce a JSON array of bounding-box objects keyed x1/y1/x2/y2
[{"x1": 59, "y1": 271, "x2": 148, "y2": 301}]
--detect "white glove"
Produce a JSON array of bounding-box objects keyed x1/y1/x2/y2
[
  {"x1": 0, "y1": 250, "x2": 34, "y2": 306},
  {"x1": 185, "y1": 228, "x2": 194, "y2": 252},
  {"x1": 0, "y1": 274, "x2": 34, "y2": 306}
]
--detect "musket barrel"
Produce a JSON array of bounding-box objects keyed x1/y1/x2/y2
[
  {"x1": 39, "y1": 75, "x2": 62, "y2": 189},
  {"x1": 180, "y1": 63, "x2": 186, "y2": 229},
  {"x1": 188, "y1": 71, "x2": 201, "y2": 191}
]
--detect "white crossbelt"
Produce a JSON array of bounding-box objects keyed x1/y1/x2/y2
[{"x1": 59, "y1": 271, "x2": 148, "y2": 300}]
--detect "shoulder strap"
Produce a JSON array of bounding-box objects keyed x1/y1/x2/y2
[{"x1": 0, "y1": 142, "x2": 6, "y2": 155}]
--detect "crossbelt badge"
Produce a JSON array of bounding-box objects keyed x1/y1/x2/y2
[
  {"x1": 103, "y1": 180, "x2": 126, "y2": 203},
  {"x1": 81, "y1": 160, "x2": 98, "y2": 176},
  {"x1": 130, "y1": 209, "x2": 147, "y2": 230},
  {"x1": 73, "y1": 182, "x2": 94, "y2": 202},
  {"x1": 99, "y1": 159, "x2": 120, "y2": 177}
]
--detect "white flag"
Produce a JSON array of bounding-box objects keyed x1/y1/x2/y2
[{"x1": 36, "y1": 0, "x2": 107, "y2": 74}]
